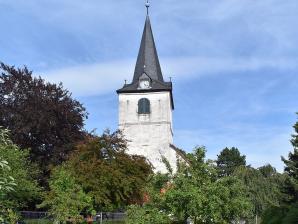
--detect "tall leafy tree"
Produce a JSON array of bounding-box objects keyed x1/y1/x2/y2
[
  {"x1": 281, "y1": 115, "x2": 298, "y2": 204},
  {"x1": 0, "y1": 128, "x2": 41, "y2": 220},
  {"x1": 0, "y1": 160, "x2": 15, "y2": 199},
  {"x1": 39, "y1": 164, "x2": 93, "y2": 223},
  {"x1": 258, "y1": 164, "x2": 277, "y2": 178},
  {"x1": 234, "y1": 165, "x2": 284, "y2": 222},
  {"x1": 127, "y1": 147, "x2": 252, "y2": 224},
  {"x1": 66, "y1": 130, "x2": 153, "y2": 211},
  {"x1": 264, "y1": 113, "x2": 298, "y2": 223},
  {"x1": 0, "y1": 159, "x2": 16, "y2": 222},
  {"x1": 261, "y1": 114, "x2": 298, "y2": 224},
  {"x1": 216, "y1": 147, "x2": 246, "y2": 177},
  {"x1": 126, "y1": 205, "x2": 170, "y2": 224},
  {"x1": 0, "y1": 63, "x2": 88, "y2": 179}
]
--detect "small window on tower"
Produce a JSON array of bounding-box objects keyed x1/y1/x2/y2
[{"x1": 138, "y1": 98, "x2": 150, "y2": 114}]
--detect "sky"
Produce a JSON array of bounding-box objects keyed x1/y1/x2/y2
[{"x1": 0, "y1": 0, "x2": 298, "y2": 171}]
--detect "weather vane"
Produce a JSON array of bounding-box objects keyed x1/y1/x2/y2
[{"x1": 145, "y1": 0, "x2": 150, "y2": 15}]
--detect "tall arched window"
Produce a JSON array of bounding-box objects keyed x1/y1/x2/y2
[{"x1": 138, "y1": 98, "x2": 150, "y2": 114}]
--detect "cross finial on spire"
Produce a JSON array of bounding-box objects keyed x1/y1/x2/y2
[{"x1": 145, "y1": 0, "x2": 150, "y2": 15}]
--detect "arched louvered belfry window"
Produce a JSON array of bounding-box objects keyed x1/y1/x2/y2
[{"x1": 138, "y1": 98, "x2": 150, "y2": 114}]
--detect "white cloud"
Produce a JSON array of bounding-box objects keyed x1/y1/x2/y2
[
  {"x1": 41, "y1": 60, "x2": 135, "y2": 96},
  {"x1": 164, "y1": 57, "x2": 298, "y2": 80},
  {"x1": 41, "y1": 56, "x2": 298, "y2": 97}
]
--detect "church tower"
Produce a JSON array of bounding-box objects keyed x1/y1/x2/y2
[{"x1": 117, "y1": 3, "x2": 179, "y2": 173}]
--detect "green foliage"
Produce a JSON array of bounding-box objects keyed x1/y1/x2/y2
[
  {"x1": 258, "y1": 164, "x2": 277, "y2": 178},
  {"x1": 233, "y1": 165, "x2": 284, "y2": 219},
  {"x1": 39, "y1": 165, "x2": 93, "y2": 224},
  {"x1": 6, "y1": 208, "x2": 20, "y2": 223},
  {"x1": 0, "y1": 62, "x2": 88, "y2": 184},
  {"x1": 261, "y1": 206, "x2": 285, "y2": 224},
  {"x1": 282, "y1": 202, "x2": 298, "y2": 224},
  {"x1": 0, "y1": 147, "x2": 41, "y2": 209},
  {"x1": 24, "y1": 219, "x2": 52, "y2": 224},
  {"x1": 281, "y1": 148, "x2": 298, "y2": 204},
  {"x1": 290, "y1": 113, "x2": 298, "y2": 149},
  {"x1": 0, "y1": 127, "x2": 40, "y2": 221},
  {"x1": 261, "y1": 203, "x2": 298, "y2": 224},
  {"x1": 161, "y1": 156, "x2": 173, "y2": 175},
  {"x1": 0, "y1": 159, "x2": 16, "y2": 222},
  {"x1": 136, "y1": 147, "x2": 251, "y2": 224},
  {"x1": 261, "y1": 113, "x2": 298, "y2": 223},
  {"x1": 65, "y1": 130, "x2": 153, "y2": 211},
  {"x1": 281, "y1": 114, "x2": 298, "y2": 216},
  {"x1": 39, "y1": 130, "x2": 152, "y2": 222},
  {"x1": 0, "y1": 159, "x2": 16, "y2": 197},
  {"x1": 216, "y1": 147, "x2": 246, "y2": 177},
  {"x1": 126, "y1": 205, "x2": 170, "y2": 224}
]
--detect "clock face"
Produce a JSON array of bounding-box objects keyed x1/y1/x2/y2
[{"x1": 139, "y1": 80, "x2": 150, "y2": 89}]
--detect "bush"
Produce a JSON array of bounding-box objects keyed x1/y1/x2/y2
[{"x1": 126, "y1": 205, "x2": 170, "y2": 224}]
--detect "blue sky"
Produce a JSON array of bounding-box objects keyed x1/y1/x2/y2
[{"x1": 1, "y1": 0, "x2": 298, "y2": 171}]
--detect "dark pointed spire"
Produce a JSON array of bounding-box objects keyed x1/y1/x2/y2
[
  {"x1": 132, "y1": 14, "x2": 164, "y2": 83},
  {"x1": 117, "y1": 3, "x2": 174, "y2": 110}
]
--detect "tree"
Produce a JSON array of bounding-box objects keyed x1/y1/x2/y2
[
  {"x1": 264, "y1": 113, "x2": 298, "y2": 223},
  {"x1": 0, "y1": 160, "x2": 15, "y2": 198},
  {"x1": 262, "y1": 203, "x2": 298, "y2": 224},
  {"x1": 216, "y1": 147, "x2": 246, "y2": 177},
  {"x1": 126, "y1": 205, "x2": 171, "y2": 224},
  {"x1": 233, "y1": 165, "x2": 285, "y2": 223},
  {"x1": 0, "y1": 159, "x2": 16, "y2": 222},
  {"x1": 0, "y1": 128, "x2": 40, "y2": 221},
  {"x1": 0, "y1": 130, "x2": 16, "y2": 223},
  {"x1": 261, "y1": 114, "x2": 298, "y2": 224},
  {"x1": 0, "y1": 147, "x2": 41, "y2": 210},
  {"x1": 0, "y1": 62, "x2": 88, "y2": 181},
  {"x1": 281, "y1": 118, "x2": 298, "y2": 204},
  {"x1": 66, "y1": 130, "x2": 153, "y2": 211},
  {"x1": 127, "y1": 147, "x2": 251, "y2": 224},
  {"x1": 258, "y1": 164, "x2": 277, "y2": 178},
  {"x1": 39, "y1": 165, "x2": 93, "y2": 224},
  {"x1": 280, "y1": 113, "x2": 298, "y2": 221}
]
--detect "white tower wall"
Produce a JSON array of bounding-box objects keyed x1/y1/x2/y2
[{"x1": 118, "y1": 92, "x2": 177, "y2": 173}]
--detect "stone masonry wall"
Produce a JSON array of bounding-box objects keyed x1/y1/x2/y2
[{"x1": 118, "y1": 91, "x2": 177, "y2": 173}]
